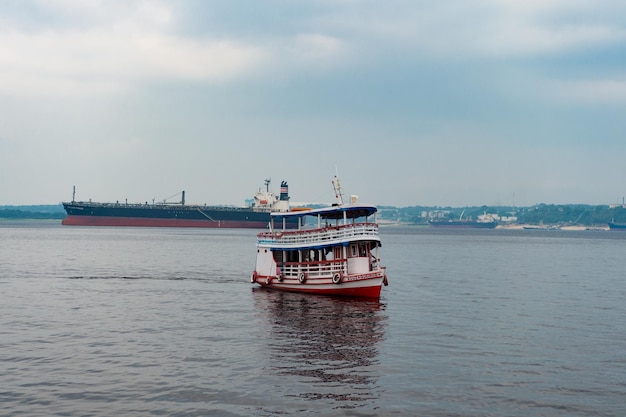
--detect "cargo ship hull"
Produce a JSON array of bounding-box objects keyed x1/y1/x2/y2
[
  {"x1": 608, "y1": 222, "x2": 626, "y2": 231},
  {"x1": 62, "y1": 202, "x2": 295, "y2": 229}
]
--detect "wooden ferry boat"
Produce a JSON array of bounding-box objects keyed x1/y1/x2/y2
[{"x1": 251, "y1": 178, "x2": 388, "y2": 298}]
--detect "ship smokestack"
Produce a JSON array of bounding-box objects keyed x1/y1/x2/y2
[
  {"x1": 182, "y1": 191, "x2": 185, "y2": 205},
  {"x1": 280, "y1": 181, "x2": 289, "y2": 201}
]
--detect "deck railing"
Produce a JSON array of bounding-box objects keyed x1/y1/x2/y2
[
  {"x1": 258, "y1": 222, "x2": 379, "y2": 246},
  {"x1": 279, "y1": 260, "x2": 346, "y2": 279}
]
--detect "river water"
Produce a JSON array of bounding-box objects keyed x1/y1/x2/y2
[{"x1": 1, "y1": 222, "x2": 625, "y2": 416}]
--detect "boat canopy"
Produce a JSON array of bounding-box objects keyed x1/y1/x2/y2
[{"x1": 271, "y1": 204, "x2": 377, "y2": 221}]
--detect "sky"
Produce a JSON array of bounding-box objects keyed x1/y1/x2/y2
[{"x1": 1, "y1": 0, "x2": 625, "y2": 208}]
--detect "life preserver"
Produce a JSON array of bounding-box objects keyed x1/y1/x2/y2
[
  {"x1": 332, "y1": 273, "x2": 342, "y2": 284},
  {"x1": 265, "y1": 278, "x2": 271, "y2": 285},
  {"x1": 277, "y1": 273, "x2": 284, "y2": 282},
  {"x1": 251, "y1": 271, "x2": 257, "y2": 283},
  {"x1": 298, "y1": 272, "x2": 306, "y2": 284}
]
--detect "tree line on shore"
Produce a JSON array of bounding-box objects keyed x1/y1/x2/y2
[
  {"x1": 3, "y1": 203, "x2": 626, "y2": 226},
  {"x1": 0, "y1": 205, "x2": 66, "y2": 219},
  {"x1": 378, "y1": 204, "x2": 626, "y2": 226}
]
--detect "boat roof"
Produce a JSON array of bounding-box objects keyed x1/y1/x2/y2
[{"x1": 271, "y1": 204, "x2": 378, "y2": 220}]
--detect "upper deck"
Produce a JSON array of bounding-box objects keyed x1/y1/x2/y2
[
  {"x1": 257, "y1": 222, "x2": 379, "y2": 249},
  {"x1": 258, "y1": 204, "x2": 380, "y2": 249}
]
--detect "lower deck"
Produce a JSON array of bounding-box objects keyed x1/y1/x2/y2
[{"x1": 255, "y1": 240, "x2": 382, "y2": 281}]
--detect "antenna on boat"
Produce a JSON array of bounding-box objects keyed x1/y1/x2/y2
[
  {"x1": 332, "y1": 175, "x2": 344, "y2": 206},
  {"x1": 264, "y1": 178, "x2": 271, "y2": 192}
]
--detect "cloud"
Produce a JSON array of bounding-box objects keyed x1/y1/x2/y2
[
  {"x1": 0, "y1": 29, "x2": 265, "y2": 96},
  {"x1": 549, "y1": 79, "x2": 626, "y2": 105},
  {"x1": 0, "y1": 1, "x2": 355, "y2": 98},
  {"x1": 290, "y1": 33, "x2": 346, "y2": 66},
  {"x1": 2, "y1": 0, "x2": 624, "y2": 100},
  {"x1": 0, "y1": 2, "x2": 265, "y2": 97},
  {"x1": 320, "y1": 0, "x2": 626, "y2": 60}
]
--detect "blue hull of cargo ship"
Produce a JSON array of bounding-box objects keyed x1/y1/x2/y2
[
  {"x1": 62, "y1": 202, "x2": 298, "y2": 228},
  {"x1": 608, "y1": 222, "x2": 626, "y2": 230}
]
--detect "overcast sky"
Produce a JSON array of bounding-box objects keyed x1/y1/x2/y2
[{"x1": 1, "y1": 0, "x2": 625, "y2": 207}]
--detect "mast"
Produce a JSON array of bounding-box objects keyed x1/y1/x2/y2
[{"x1": 332, "y1": 175, "x2": 344, "y2": 206}]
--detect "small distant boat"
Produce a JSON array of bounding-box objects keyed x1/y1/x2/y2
[
  {"x1": 428, "y1": 210, "x2": 497, "y2": 229},
  {"x1": 428, "y1": 219, "x2": 497, "y2": 229},
  {"x1": 608, "y1": 222, "x2": 626, "y2": 230},
  {"x1": 251, "y1": 177, "x2": 388, "y2": 298},
  {"x1": 523, "y1": 224, "x2": 560, "y2": 230}
]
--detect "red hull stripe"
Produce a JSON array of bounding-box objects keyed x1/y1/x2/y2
[
  {"x1": 257, "y1": 284, "x2": 382, "y2": 298},
  {"x1": 62, "y1": 215, "x2": 268, "y2": 229}
]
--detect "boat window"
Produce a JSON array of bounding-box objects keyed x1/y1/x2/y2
[
  {"x1": 351, "y1": 244, "x2": 357, "y2": 257},
  {"x1": 284, "y1": 251, "x2": 296, "y2": 263}
]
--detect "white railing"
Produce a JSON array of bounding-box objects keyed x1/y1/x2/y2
[
  {"x1": 258, "y1": 222, "x2": 379, "y2": 246},
  {"x1": 280, "y1": 260, "x2": 346, "y2": 279}
]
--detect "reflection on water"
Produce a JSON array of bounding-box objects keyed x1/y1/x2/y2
[{"x1": 253, "y1": 289, "x2": 387, "y2": 411}]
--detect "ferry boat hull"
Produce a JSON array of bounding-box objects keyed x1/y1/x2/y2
[{"x1": 252, "y1": 270, "x2": 387, "y2": 298}]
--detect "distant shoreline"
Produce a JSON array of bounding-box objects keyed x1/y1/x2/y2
[
  {"x1": 2, "y1": 203, "x2": 625, "y2": 228},
  {"x1": 0, "y1": 205, "x2": 65, "y2": 220}
]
